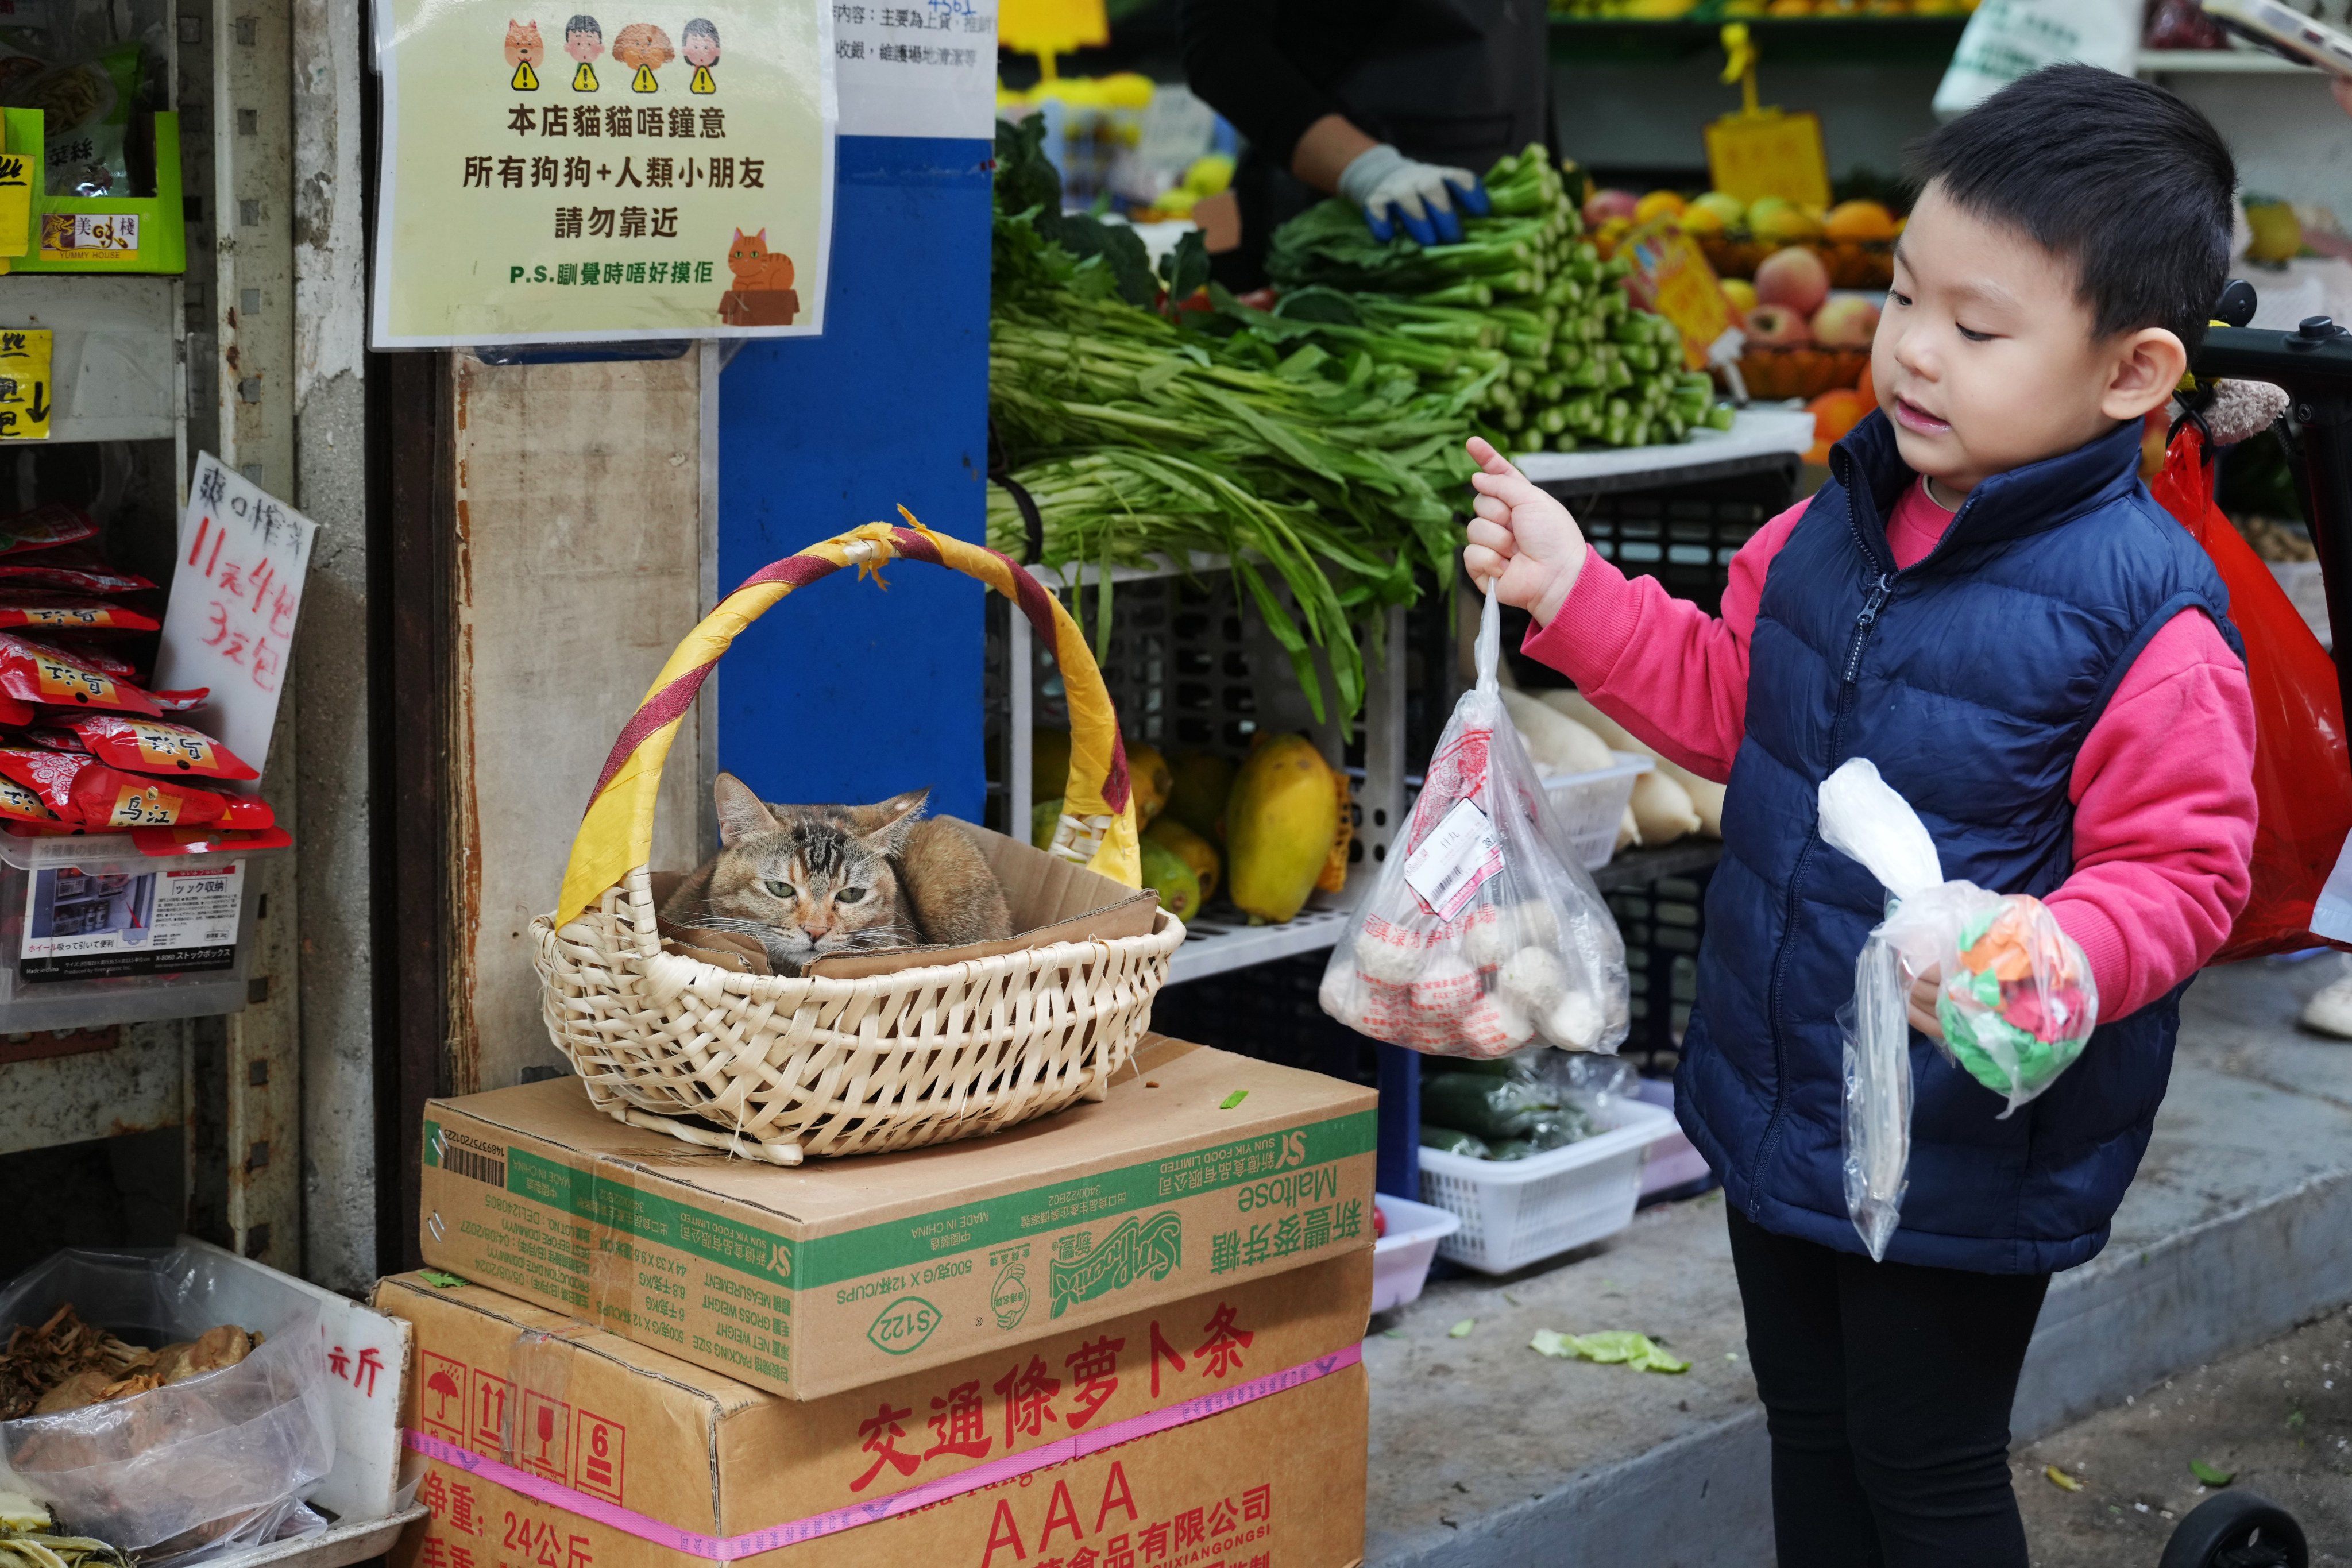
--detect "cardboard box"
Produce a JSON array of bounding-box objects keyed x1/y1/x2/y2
[
  {"x1": 381, "y1": 1248, "x2": 1367, "y2": 1563},
  {"x1": 420, "y1": 1037, "x2": 1377, "y2": 1400}
]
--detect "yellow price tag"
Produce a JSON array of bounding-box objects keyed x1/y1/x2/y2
[
  {"x1": 1705, "y1": 108, "x2": 1831, "y2": 209},
  {"x1": 0, "y1": 329, "x2": 54, "y2": 440},
  {"x1": 1619, "y1": 219, "x2": 1735, "y2": 372},
  {"x1": 999, "y1": 0, "x2": 1107, "y2": 57},
  {"x1": 0, "y1": 115, "x2": 29, "y2": 261}
]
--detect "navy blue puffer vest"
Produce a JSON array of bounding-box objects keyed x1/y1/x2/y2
[{"x1": 1676, "y1": 412, "x2": 2239, "y2": 1275}]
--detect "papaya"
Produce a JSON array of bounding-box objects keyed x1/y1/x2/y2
[
  {"x1": 1126, "y1": 740, "x2": 1174, "y2": 825},
  {"x1": 1316, "y1": 768, "x2": 1353, "y2": 895},
  {"x1": 1144, "y1": 816, "x2": 1221, "y2": 903},
  {"x1": 1164, "y1": 749, "x2": 1235, "y2": 841},
  {"x1": 1226, "y1": 733, "x2": 1341, "y2": 924},
  {"x1": 1139, "y1": 838, "x2": 1202, "y2": 922}
]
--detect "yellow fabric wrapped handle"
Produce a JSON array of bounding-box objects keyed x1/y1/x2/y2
[{"x1": 553, "y1": 512, "x2": 1140, "y2": 929}]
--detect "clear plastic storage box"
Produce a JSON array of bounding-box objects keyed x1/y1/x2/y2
[{"x1": 1416, "y1": 1095, "x2": 1678, "y2": 1273}]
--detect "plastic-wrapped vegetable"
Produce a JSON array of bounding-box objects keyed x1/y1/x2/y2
[
  {"x1": 1817, "y1": 758, "x2": 2100, "y2": 1260},
  {"x1": 1319, "y1": 582, "x2": 1628, "y2": 1056},
  {"x1": 1421, "y1": 1069, "x2": 1559, "y2": 1141},
  {"x1": 1418, "y1": 1125, "x2": 1491, "y2": 1158}
]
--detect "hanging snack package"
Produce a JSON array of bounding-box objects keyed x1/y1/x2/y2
[
  {"x1": 148, "y1": 688, "x2": 210, "y2": 713},
  {"x1": 0, "y1": 747, "x2": 270, "y2": 830},
  {"x1": 0, "y1": 40, "x2": 147, "y2": 198},
  {"x1": 1320, "y1": 582, "x2": 1629, "y2": 1058},
  {"x1": 0, "y1": 592, "x2": 161, "y2": 634},
  {"x1": 1816, "y1": 758, "x2": 2100, "y2": 1260},
  {"x1": 63, "y1": 715, "x2": 257, "y2": 781},
  {"x1": 0, "y1": 634, "x2": 159, "y2": 715},
  {"x1": 0, "y1": 549, "x2": 158, "y2": 596},
  {"x1": 0, "y1": 773, "x2": 58, "y2": 825},
  {"x1": 0, "y1": 505, "x2": 98, "y2": 558}
]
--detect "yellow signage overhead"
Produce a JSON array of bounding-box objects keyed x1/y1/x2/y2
[
  {"x1": 0, "y1": 330, "x2": 53, "y2": 440},
  {"x1": 1704, "y1": 24, "x2": 1830, "y2": 209}
]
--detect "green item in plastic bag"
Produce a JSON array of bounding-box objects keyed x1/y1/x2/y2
[
  {"x1": 1486, "y1": 1138, "x2": 1534, "y2": 1161},
  {"x1": 1420, "y1": 1071, "x2": 1559, "y2": 1141},
  {"x1": 1938, "y1": 990, "x2": 2085, "y2": 1102},
  {"x1": 1418, "y1": 1123, "x2": 1490, "y2": 1158}
]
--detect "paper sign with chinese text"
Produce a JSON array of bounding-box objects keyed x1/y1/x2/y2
[
  {"x1": 834, "y1": 0, "x2": 997, "y2": 139},
  {"x1": 1620, "y1": 219, "x2": 1736, "y2": 372},
  {"x1": 0, "y1": 118, "x2": 30, "y2": 259},
  {"x1": 372, "y1": 2, "x2": 836, "y2": 346},
  {"x1": 153, "y1": 455, "x2": 317, "y2": 777},
  {"x1": 0, "y1": 329, "x2": 50, "y2": 438},
  {"x1": 1704, "y1": 108, "x2": 1830, "y2": 208}
]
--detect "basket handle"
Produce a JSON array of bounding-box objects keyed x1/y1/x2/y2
[{"x1": 553, "y1": 512, "x2": 1140, "y2": 929}]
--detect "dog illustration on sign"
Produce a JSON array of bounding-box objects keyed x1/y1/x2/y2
[
  {"x1": 504, "y1": 20, "x2": 544, "y2": 90},
  {"x1": 612, "y1": 22, "x2": 673, "y2": 91},
  {"x1": 719, "y1": 229, "x2": 799, "y2": 326}
]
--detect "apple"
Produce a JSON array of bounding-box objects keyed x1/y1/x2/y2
[
  {"x1": 1582, "y1": 188, "x2": 1639, "y2": 229},
  {"x1": 1754, "y1": 246, "x2": 1832, "y2": 316},
  {"x1": 1812, "y1": 295, "x2": 1882, "y2": 349},
  {"x1": 1693, "y1": 191, "x2": 1747, "y2": 228},
  {"x1": 1744, "y1": 304, "x2": 1813, "y2": 348}
]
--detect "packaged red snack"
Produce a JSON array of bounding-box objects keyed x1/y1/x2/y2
[
  {"x1": 148, "y1": 689, "x2": 208, "y2": 713},
  {"x1": 65, "y1": 715, "x2": 257, "y2": 781},
  {"x1": 0, "y1": 748, "x2": 272, "y2": 829},
  {"x1": 0, "y1": 548, "x2": 157, "y2": 595},
  {"x1": 21, "y1": 728, "x2": 85, "y2": 753},
  {"x1": 0, "y1": 774, "x2": 58, "y2": 825},
  {"x1": 24, "y1": 639, "x2": 141, "y2": 681},
  {"x1": 131, "y1": 824, "x2": 292, "y2": 856},
  {"x1": 0, "y1": 635, "x2": 160, "y2": 716},
  {"x1": 0, "y1": 505, "x2": 98, "y2": 559},
  {"x1": 0, "y1": 592, "x2": 159, "y2": 634},
  {"x1": 0, "y1": 697, "x2": 32, "y2": 728}
]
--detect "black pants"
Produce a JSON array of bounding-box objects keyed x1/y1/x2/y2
[{"x1": 1726, "y1": 1207, "x2": 2051, "y2": 1567}]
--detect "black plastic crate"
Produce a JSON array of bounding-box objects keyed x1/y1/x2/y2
[
  {"x1": 1605, "y1": 867, "x2": 1713, "y2": 1078},
  {"x1": 1148, "y1": 948, "x2": 1380, "y2": 1090}
]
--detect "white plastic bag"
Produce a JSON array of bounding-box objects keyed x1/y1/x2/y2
[
  {"x1": 1319, "y1": 583, "x2": 1629, "y2": 1057},
  {"x1": 1818, "y1": 759, "x2": 2100, "y2": 1259},
  {"x1": 0, "y1": 1245, "x2": 335, "y2": 1554},
  {"x1": 1931, "y1": 0, "x2": 2142, "y2": 119}
]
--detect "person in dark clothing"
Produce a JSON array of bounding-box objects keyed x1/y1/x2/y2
[{"x1": 1177, "y1": 0, "x2": 1552, "y2": 283}]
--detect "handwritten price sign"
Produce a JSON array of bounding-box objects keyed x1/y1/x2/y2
[{"x1": 152, "y1": 454, "x2": 318, "y2": 777}]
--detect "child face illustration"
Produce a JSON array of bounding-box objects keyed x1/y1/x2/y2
[
  {"x1": 684, "y1": 30, "x2": 719, "y2": 67},
  {"x1": 567, "y1": 27, "x2": 602, "y2": 61}
]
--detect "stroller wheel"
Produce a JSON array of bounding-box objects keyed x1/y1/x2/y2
[{"x1": 2158, "y1": 1490, "x2": 2307, "y2": 1568}]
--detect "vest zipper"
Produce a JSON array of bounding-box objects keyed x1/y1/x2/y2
[{"x1": 1746, "y1": 524, "x2": 1898, "y2": 1219}]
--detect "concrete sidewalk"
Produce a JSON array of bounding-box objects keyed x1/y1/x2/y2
[{"x1": 1362, "y1": 957, "x2": 2352, "y2": 1567}]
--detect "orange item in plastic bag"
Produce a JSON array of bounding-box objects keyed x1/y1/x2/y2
[
  {"x1": 0, "y1": 592, "x2": 160, "y2": 634},
  {"x1": 0, "y1": 634, "x2": 159, "y2": 716},
  {"x1": 65, "y1": 715, "x2": 257, "y2": 781},
  {"x1": 2149, "y1": 422, "x2": 2352, "y2": 960}
]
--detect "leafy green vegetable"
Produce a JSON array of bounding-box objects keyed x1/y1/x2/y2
[
  {"x1": 422, "y1": 1269, "x2": 469, "y2": 1288},
  {"x1": 1448, "y1": 1318, "x2": 1476, "y2": 1339},
  {"x1": 1219, "y1": 1090, "x2": 1249, "y2": 1110},
  {"x1": 2189, "y1": 1459, "x2": 2234, "y2": 1487},
  {"x1": 1530, "y1": 1328, "x2": 1690, "y2": 1374}
]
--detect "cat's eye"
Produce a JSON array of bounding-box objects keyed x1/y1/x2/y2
[
  {"x1": 763, "y1": 879, "x2": 794, "y2": 900},
  {"x1": 837, "y1": 887, "x2": 866, "y2": 905}
]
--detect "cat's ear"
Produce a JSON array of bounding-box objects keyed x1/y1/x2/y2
[
  {"x1": 755, "y1": 229, "x2": 767, "y2": 244},
  {"x1": 713, "y1": 772, "x2": 777, "y2": 847},
  {"x1": 857, "y1": 787, "x2": 929, "y2": 853},
  {"x1": 732, "y1": 228, "x2": 744, "y2": 242}
]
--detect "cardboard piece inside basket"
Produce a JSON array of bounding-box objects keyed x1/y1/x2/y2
[{"x1": 646, "y1": 818, "x2": 1157, "y2": 982}]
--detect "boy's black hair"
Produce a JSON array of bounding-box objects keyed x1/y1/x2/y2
[
  {"x1": 566, "y1": 14, "x2": 601, "y2": 38},
  {"x1": 1911, "y1": 64, "x2": 2236, "y2": 349}
]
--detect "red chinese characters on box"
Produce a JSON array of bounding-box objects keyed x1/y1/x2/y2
[{"x1": 849, "y1": 1300, "x2": 1258, "y2": 1496}]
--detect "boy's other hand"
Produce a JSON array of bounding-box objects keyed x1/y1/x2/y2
[
  {"x1": 1907, "y1": 963, "x2": 1947, "y2": 1042},
  {"x1": 1462, "y1": 436, "x2": 1589, "y2": 625}
]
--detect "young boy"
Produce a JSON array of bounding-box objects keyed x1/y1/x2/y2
[{"x1": 1465, "y1": 65, "x2": 2256, "y2": 1567}]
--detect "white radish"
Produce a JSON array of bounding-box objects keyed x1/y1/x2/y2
[
  {"x1": 1540, "y1": 688, "x2": 1728, "y2": 837},
  {"x1": 1631, "y1": 770, "x2": 1702, "y2": 847},
  {"x1": 1500, "y1": 688, "x2": 1615, "y2": 777}
]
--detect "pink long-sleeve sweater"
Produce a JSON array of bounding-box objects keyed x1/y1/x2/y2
[{"x1": 1521, "y1": 479, "x2": 2257, "y2": 1018}]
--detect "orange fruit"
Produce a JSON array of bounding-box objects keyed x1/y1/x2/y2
[
  {"x1": 1635, "y1": 190, "x2": 1687, "y2": 226},
  {"x1": 1855, "y1": 360, "x2": 1876, "y2": 413},
  {"x1": 1805, "y1": 388, "x2": 1869, "y2": 462},
  {"x1": 1823, "y1": 200, "x2": 1897, "y2": 242}
]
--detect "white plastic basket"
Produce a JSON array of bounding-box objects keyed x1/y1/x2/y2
[
  {"x1": 1416, "y1": 1095, "x2": 1678, "y2": 1273},
  {"x1": 1371, "y1": 1194, "x2": 1461, "y2": 1314},
  {"x1": 1541, "y1": 752, "x2": 1654, "y2": 870}
]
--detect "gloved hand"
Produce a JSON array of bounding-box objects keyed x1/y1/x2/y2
[{"x1": 1337, "y1": 144, "x2": 1490, "y2": 246}]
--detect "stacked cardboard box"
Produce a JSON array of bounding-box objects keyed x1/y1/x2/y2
[{"x1": 382, "y1": 1034, "x2": 1378, "y2": 1568}]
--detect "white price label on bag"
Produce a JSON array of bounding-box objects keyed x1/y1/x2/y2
[{"x1": 1404, "y1": 795, "x2": 1502, "y2": 920}]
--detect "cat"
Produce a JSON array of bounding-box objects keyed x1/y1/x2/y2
[
  {"x1": 719, "y1": 230, "x2": 800, "y2": 326},
  {"x1": 661, "y1": 775, "x2": 1012, "y2": 975}
]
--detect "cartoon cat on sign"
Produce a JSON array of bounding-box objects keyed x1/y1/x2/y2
[{"x1": 717, "y1": 229, "x2": 800, "y2": 326}]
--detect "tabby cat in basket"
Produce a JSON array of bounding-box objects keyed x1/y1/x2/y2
[{"x1": 660, "y1": 774, "x2": 1013, "y2": 975}]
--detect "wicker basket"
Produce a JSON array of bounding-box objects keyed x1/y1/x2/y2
[{"x1": 531, "y1": 516, "x2": 1185, "y2": 1165}]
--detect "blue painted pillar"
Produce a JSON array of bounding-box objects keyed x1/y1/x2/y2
[{"x1": 716, "y1": 135, "x2": 994, "y2": 818}]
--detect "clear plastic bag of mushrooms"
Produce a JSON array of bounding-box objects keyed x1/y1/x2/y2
[{"x1": 1319, "y1": 583, "x2": 1629, "y2": 1060}]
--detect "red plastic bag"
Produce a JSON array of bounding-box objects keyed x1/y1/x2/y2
[{"x1": 2149, "y1": 422, "x2": 2352, "y2": 960}]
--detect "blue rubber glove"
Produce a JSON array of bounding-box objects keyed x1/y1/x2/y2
[{"x1": 1338, "y1": 144, "x2": 1488, "y2": 246}]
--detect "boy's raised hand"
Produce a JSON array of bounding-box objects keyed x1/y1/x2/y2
[{"x1": 1462, "y1": 437, "x2": 1589, "y2": 625}]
